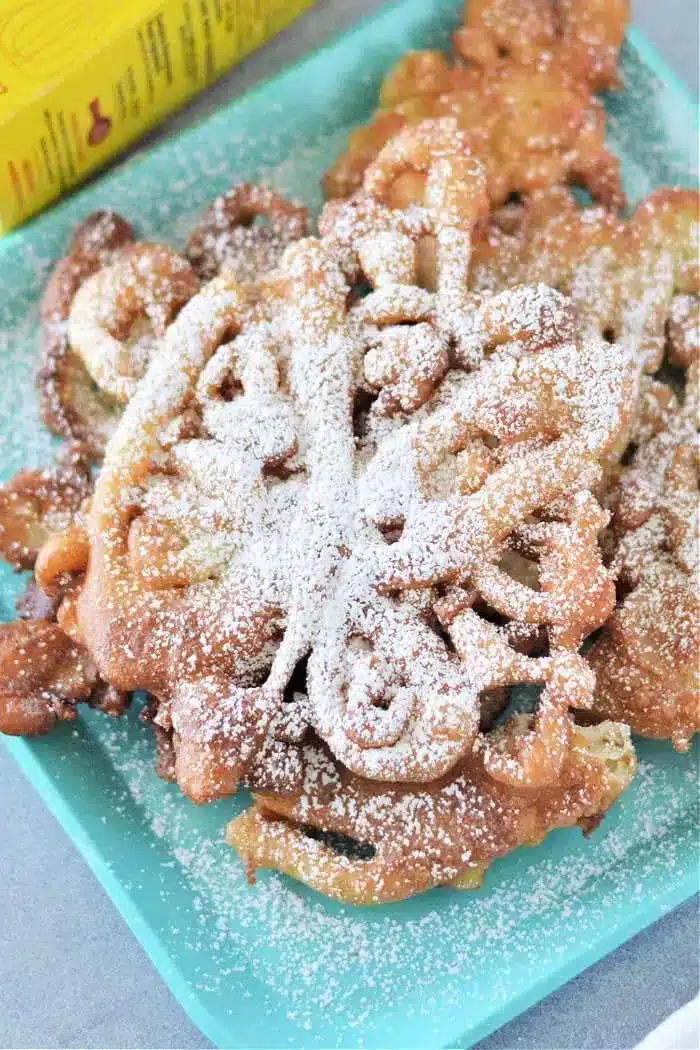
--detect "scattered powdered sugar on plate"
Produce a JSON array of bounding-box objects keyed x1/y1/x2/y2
[
  {"x1": 606, "y1": 40, "x2": 699, "y2": 199},
  {"x1": 0, "y1": 310, "x2": 54, "y2": 468}
]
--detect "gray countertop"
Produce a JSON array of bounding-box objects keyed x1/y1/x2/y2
[{"x1": 0, "y1": 1, "x2": 698, "y2": 1047}]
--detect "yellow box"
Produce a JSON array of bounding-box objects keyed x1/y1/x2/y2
[{"x1": 0, "y1": 0, "x2": 318, "y2": 234}]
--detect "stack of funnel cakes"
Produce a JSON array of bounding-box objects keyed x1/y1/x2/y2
[{"x1": 0, "y1": 0, "x2": 697, "y2": 905}]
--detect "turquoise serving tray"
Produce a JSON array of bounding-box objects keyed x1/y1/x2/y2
[{"x1": 1, "y1": 2, "x2": 698, "y2": 1047}]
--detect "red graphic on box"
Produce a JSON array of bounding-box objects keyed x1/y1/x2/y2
[{"x1": 87, "y1": 97, "x2": 112, "y2": 146}]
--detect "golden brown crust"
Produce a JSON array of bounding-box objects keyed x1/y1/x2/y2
[
  {"x1": 68, "y1": 243, "x2": 200, "y2": 405},
  {"x1": 39, "y1": 214, "x2": 201, "y2": 459},
  {"x1": 40, "y1": 211, "x2": 135, "y2": 328},
  {"x1": 228, "y1": 718, "x2": 636, "y2": 904},
  {"x1": 588, "y1": 583, "x2": 699, "y2": 750},
  {"x1": 34, "y1": 523, "x2": 91, "y2": 599}
]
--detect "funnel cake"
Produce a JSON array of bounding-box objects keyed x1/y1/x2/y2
[
  {"x1": 323, "y1": 49, "x2": 624, "y2": 209},
  {"x1": 70, "y1": 122, "x2": 632, "y2": 804},
  {"x1": 0, "y1": 9, "x2": 696, "y2": 916},
  {"x1": 228, "y1": 718, "x2": 636, "y2": 904}
]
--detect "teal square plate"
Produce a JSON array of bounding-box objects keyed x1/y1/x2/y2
[{"x1": 1, "y1": 2, "x2": 698, "y2": 1047}]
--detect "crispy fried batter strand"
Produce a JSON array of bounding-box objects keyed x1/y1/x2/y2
[
  {"x1": 39, "y1": 211, "x2": 136, "y2": 457},
  {"x1": 187, "y1": 184, "x2": 309, "y2": 282},
  {"x1": 69, "y1": 243, "x2": 200, "y2": 404}
]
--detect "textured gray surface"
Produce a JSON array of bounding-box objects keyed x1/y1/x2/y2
[{"x1": 1, "y1": 1, "x2": 698, "y2": 1047}]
